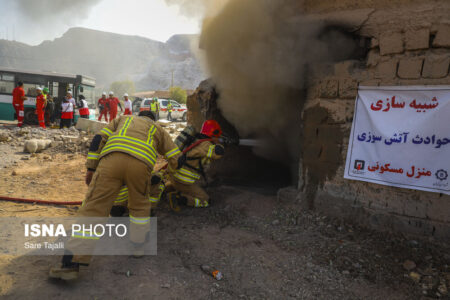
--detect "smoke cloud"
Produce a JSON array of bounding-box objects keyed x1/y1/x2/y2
[
  {"x1": 0, "y1": 0, "x2": 102, "y2": 45},
  {"x1": 198, "y1": 0, "x2": 362, "y2": 166}
]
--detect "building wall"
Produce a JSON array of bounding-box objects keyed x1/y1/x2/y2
[{"x1": 300, "y1": 1, "x2": 450, "y2": 240}]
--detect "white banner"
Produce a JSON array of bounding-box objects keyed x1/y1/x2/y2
[{"x1": 344, "y1": 85, "x2": 450, "y2": 194}]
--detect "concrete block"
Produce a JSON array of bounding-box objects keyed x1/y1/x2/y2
[
  {"x1": 75, "y1": 118, "x2": 108, "y2": 134},
  {"x1": 23, "y1": 139, "x2": 52, "y2": 153},
  {"x1": 370, "y1": 37, "x2": 379, "y2": 49},
  {"x1": 425, "y1": 196, "x2": 450, "y2": 223},
  {"x1": 318, "y1": 79, "x2": 338, "y2": 98},
  {"x1": 405, "y1": 28, "x2": 430, "y2": 50},
  {"x1": 422, "y1": 54, "x2": 450, "y2": 78},
  {"x1": 433, "y1": 24, "x2": 450, "y2": 48},
  {"x1": 339, "y1": 78, "x2": 358, "y2": 99},
  {"x1": 375, "y1": 60, "x2": 398, "y2": 79},
  {"x1": 379, "y1": 32, "x2": 404, "y2": 55},
  {"x1": 367, "y1": 49, "x2": 380, "y2": 68},
  {"x1": 397, "y1": 58, "x2": 423, "y2": 79}
]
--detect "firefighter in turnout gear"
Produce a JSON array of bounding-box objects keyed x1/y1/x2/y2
[
  {"x1": 167, "y1": 120, "x2": 225, "y2": 210},
  {"x1": 49, "y1": 110, "x2": 181, "y2": 280}
]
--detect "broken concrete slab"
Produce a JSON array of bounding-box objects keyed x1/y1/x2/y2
[{"x1": 75, "y1": 118, "x2": 107, "y2": 134}]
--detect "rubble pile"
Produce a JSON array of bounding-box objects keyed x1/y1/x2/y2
[
  {"x1": 0, "y1": 127, "x2": 93, "y2": 155},
  {"x1": 0, "y1": 121, "x2": 186, "y2": 156}
]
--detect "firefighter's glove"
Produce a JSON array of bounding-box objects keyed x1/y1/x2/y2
[{"x1": 151, "y1": 175, "x2": 162, "y2": 185}]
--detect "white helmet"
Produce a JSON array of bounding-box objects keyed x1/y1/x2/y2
[
  {"x1": 67, "y1": 90, "x2": 72, "y2": 95},
  {"x1": 102, "y1": 92, "x2": 107, "y2": 96},
  {"x1": 36, "y1": 86, "x2": 42, "y2": 91},
  {"x1": 109, "y1": 91, "x2": 114, "y2": 95},
  {"x1": 124, "y1": 93, "x2": 129, "y2": 97}
]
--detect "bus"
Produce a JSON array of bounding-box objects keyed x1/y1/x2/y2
[{"x1": 0, "y1": 67, "x2": 96, "y2": 124}]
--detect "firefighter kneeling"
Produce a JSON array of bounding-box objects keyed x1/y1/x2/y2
[
  {"x1": 49, "y1": 110, "x2": 181, "y2": 280},
  {"x1": 167, "y1": 120, "x2": 224, "y2": 211}
]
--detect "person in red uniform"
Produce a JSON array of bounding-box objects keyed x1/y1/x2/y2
[
  {"x1": 78, "y1": 95, "x2": 90, "y2": 119},
  {"x1": 35, "y1": 87, "x2": 46, "y2": 129},
  {"x1": 12, "y1": 81, "x2": 27, "y2": 127},
  {"x1": 108, "y1": 91, "x2": 122, "y2": 122},
  {"x1": 98, "y1": 92, "x2": 109, "y2": 122}
]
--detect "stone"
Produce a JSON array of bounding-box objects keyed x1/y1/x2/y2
[
  {"x1": 422, "y1": 54, "x2": 450, "y2": 79},
  {"x1": 379, "y1": 32, "x2": 404, "y2": 55},
  {"x1": 433, "y1": 24, "x2": 450, "y2": 48},
  {"x1": 370, "y1": 38, "x2": 379, "y2": 49},
  {"x1": 409, "y1": 272, "x2": 421, "y2": 283},
  {"x1": 23, "y1": 139, "x2": 52, "y2": 153},
  {"x1": 339, "y1": 79, "x2": 358, "y2": 99},
  {"x1": 318, "y1": 79, "x2": 339, "y2": 98},
  {"x1": 375, "y1": 60, "x2": 398, "y2": 79},
  {"x1": 397, "y1": 58, "x2": 423, "y2": 79},
  {"x1": 367, "y1": 50, "x2": 380, "y2": 68},
  {"x1": 403, "y1": 260, "x2": 416, "y2": 271},
  {"x1": 405, "y1": 28, "x2": 430, "y2": 50}
]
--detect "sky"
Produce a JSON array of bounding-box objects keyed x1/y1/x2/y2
[{"x1": 0, "y1": 0, "x2": 201, "y2": 45}]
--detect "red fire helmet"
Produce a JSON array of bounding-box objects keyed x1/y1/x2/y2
[{"x1": 200, "y1": 120, "x2": 222, "y2": 138}]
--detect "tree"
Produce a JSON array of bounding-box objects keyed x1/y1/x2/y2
[
  {"x1": 109, "y1": 80, "x2": 136, "y2": 98},
  {"x1": 169, "y1": 86, "x2": 187, "y2": 104}
]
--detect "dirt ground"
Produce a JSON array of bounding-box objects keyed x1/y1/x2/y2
[{"x1": 0, "y1": 151, "x2": 449, "y2": 299}]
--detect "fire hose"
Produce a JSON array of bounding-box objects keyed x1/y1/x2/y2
[{"x1": 0, "y1": 196, "x2": 82, "y2": 206}]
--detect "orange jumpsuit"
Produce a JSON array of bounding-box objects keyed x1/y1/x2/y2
[
  {"x1": 108, "y1": 97, "x2": 121, "y2": 121},
  {"x1": 98, "y1": 98, "x2": 109, "y2": 122},
  {"x1": 12, "y1": 86, "x2": 25, "y2": 127}
]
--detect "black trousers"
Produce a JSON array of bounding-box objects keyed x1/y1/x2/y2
[{"x1": 60, "y1": 118, "x2": 72, "y2": 129}]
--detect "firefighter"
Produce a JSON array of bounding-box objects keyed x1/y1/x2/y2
[
  {"x1": 98, "y1": 92, "x2": 109, "y2": 122},
  {"x1": 167, "y1": 120, "x2": 224, "y2": 210},
  {"x1": 123, "y1": 93, "x2": 132, "y2": 115},
  {"x1": 108, "y1": 91, "x2": 123, "y2": 121},
  {"x1": 12, "y1": 81, "x2": 27, "y2": 127},
  {"x1": 35, "y1": 87, "x2": 46, "y2": 129},
  {"x1": 166, "y1": 101, "x2": 173, "y2": 121},
  {"x1": 49, "y1": 111, "x2": 181, "y2": 280},
  {"x1": 150, "y1": 98, "x2": 159, "y2": 121}
]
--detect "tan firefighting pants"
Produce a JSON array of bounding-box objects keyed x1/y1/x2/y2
[
  {"x1": 68, "y1": 152, "x2": 153, "y2": 265},
  {"x1": 167, "y1": 176, "x2": 210, "y2": 208},
  {"x1": 113, "y1": 181, "x2": 165, "y2": 209}
]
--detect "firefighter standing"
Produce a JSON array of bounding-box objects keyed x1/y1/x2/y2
[
  {"x1": 166, "y1": 101, "x2": 173, "y2": 121},
  {"x1": 167, "y1": 120, "x2": 224, "y2": 210},
  {"x1": 108, "y1": 91, "x2": 123, "y2": 121},
  {"x1": 12, "y1": 81, "x2": 27, "y2": 127},
  {"x1": 98, "y1": 92, "x2": 109, "y2": 122},
  {"x1": 49, "y1": 111, "x2": 181, "y2": 280},
  {"x1": 123, "y1": 93, "x2": 132, "y2": 115},
  {"x1": 35, "y1": 87, "x2": 46, "y2": 129}
]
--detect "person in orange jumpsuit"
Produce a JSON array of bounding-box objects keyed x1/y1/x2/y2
[
  {"x1": 12, "y1": 81, "x2": 27, "y2": 127},
  {"x1": 98, "y1": 92, "x2": 109, "y2": 122},
  {"x1": 35, "y1": 87, "x2": 46, "y2": 129},
  {"x1": 108, "y1": 91, "x2": 123, "y2": 122}
]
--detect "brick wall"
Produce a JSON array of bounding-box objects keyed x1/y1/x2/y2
[{"x1": 300, "y1": 3, "x2": 450, "y2": 241}]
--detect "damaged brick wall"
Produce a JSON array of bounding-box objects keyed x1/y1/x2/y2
[{"x1": 300, "y1": 1, "x2": 450, "y2": 241}]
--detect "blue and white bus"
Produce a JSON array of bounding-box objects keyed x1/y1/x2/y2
[{"x1": 0, "y1": 67, "x2": 96, "y2": 124}]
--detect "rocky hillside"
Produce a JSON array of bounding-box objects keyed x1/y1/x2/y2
[{"x1": 0, "y1": 27, "x2": 205, "y2": 91}]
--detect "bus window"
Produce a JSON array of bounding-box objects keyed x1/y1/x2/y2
[
  {"x1": 0, "y1": 80, "x2": 14, "y2": 94},
  {"x1": 23, "y1": 83, "x2": 40, "y2": 97},
  {"x1": 52, "y1": 82, "x2": 59, "y2": 97}
]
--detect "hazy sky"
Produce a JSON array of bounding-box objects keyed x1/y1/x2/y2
[{"x1": 0, "y1": 0, "x2": 201, "y2": 45}]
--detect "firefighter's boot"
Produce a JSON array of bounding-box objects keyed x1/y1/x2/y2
[
  {"x1": 168, "y1": 192, "x2": 187, "y2": 212},
  {"x1": 49, "y1": 255, "x2": 80, "y2": 280}
]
